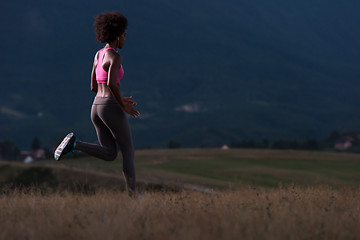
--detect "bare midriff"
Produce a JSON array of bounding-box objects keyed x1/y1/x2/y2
[{"x1": 96, "y1": 83, "x2": 119, "y2": 97}]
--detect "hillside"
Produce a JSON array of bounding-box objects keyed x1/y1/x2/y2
[
  {"x1": 0, "y1": 0, "x2": 360, "y2": 148},
  {"x1": 2, "y1": 148, "x2": 360, "y2": 190}
]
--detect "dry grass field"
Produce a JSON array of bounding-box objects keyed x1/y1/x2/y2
[
  {"x1": 1, "y1": 186, "x2": 360, "y2": 240},
  {"x1": 1, "y1": 149, "x2": 360, "y2": 239}
]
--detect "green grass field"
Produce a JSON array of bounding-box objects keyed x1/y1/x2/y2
[{"x1": 18, "y1": 148, "x2": 358, "y2": 191}]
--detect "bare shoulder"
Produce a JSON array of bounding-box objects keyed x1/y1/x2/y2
[
  {"x1": 93, "y1": 50, "x2": 100, "y2": 60},
  {"x1": 107, "y1": 49, "x2": 122, "y2": 64},
  {"x1": 93, "y1": 51, "x2": 100, "y2": 66}
]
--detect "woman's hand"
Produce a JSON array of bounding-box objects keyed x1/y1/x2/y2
[
  {"x1": 123, "y1": 96, "x2": 137, "y2": 106},
  {"x1": 122, "y1": 96, "x2": 139, "y2": 117},
  {"x1": 123, "y1": 105, "x2": 140, "y2": 118}
]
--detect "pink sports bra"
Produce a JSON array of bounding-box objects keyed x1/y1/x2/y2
[{"x1": 95, "y1": 47, "x2": 124, "y2": 84}]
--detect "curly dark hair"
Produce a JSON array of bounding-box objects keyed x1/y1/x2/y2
[{"x1": 94, "y1": 11, "x2": 128, "y2": 43}]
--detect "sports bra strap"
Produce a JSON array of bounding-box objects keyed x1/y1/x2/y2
[{"x1": 103, "y1": 47, "x2": 116, "y2": 51}]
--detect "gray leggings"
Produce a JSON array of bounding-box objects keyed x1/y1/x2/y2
[{"x1": 76, "y1": 96, "x2": 136, "y2": 191}]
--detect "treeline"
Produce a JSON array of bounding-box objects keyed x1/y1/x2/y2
[
  {"x1": 231, "y1": 138, "x2": 321, "y2": 150},
  {"x1": 0, "y1": 137, "x2": 51, "y2": 161},
  {"x1": 230, "y1": 130, "x2": 360, "y2": 152},
  {"x1": 0, "y1": 140, "x2": 20, "y2": 161},
  {"x1": 165, "y1": 130, "x2": 360, "y2": 152}
]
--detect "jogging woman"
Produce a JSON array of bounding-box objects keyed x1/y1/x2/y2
[{"x1": 54, "y1": 11, "x2": 139, "y2": 196}]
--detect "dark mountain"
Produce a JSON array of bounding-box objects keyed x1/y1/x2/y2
[{"x1": 1, "y1": 0, "x2": 359, "y2": 149}]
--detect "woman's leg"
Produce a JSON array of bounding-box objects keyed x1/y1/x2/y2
[
  {"x1": 98, "y1": 103, "x2": 136, "y2": 191},
  {"x1": 75, "y1": 104, "x2": 118, "y2": 161}
]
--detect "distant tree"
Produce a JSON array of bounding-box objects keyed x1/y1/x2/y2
[
  {"x1": 142, "y1": 145, "x2": 152, "y2": 150},
  {"x1": 247, "y1": 140, "x2": 256, "y2": 148},
  {"x1": 0, "y1": 140, "x2": 20, "y2": 161},
  {"x1": 263, "y1": 139, "x2": 270, "y2": 149},
  {"x1": 301, "y1": 138, "x2": 320, "y2": 150},
  {"x1": 31, "y1": 137, "x2": 41, "y2": 150},
  {"x1": 327, "y1": 130, "x2": 341, "y2": 143},
  {"x1": 231, "y1": 139, "x2": 269, "y2": 149},
  {"x1": 272, "y1": 139, "x2": 299, "y2": 150},
  {"x1": 168, "y1": 140, "x2": 181, "y2": 149},
  {"x1": 320, "y1": 130, "x2": 342, "y2": 149}
]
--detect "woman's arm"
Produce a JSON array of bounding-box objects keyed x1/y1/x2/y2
[
  {"x1": 107, "y1": 54, "x2": 139, "y2": 117},
  {"x1": 90, "y1": 51, "x2": 99, "y2": 92}
]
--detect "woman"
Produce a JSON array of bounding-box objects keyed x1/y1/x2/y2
[{"x1": 54, "y1": 11, "x2": 139, "y2": 196}]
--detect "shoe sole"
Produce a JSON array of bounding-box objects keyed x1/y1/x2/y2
[{"x1": 54, "y1": 132, "x2": 74, "y2": 161}]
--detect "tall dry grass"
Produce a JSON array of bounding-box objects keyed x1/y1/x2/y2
[{"x1": 1, "y1": 186, "x2": 360, "y2": 240}]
